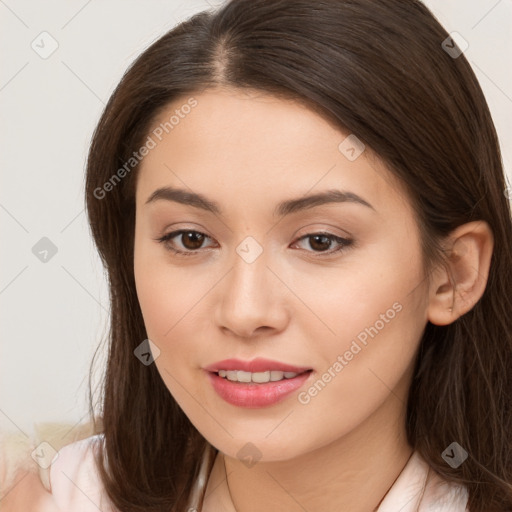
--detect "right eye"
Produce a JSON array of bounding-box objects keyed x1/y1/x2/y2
[{"x1": 155, "y1": 230, "x2": 216, "y2": 256}]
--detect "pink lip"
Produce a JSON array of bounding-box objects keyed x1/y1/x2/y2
[
  {"x1": 203, "y1": 358, "x2": 313, "y2": 408},
  {"x1": 203, "y1": 357, "x2": 312, "y2": 373},
  {"x1": 206, "y1": 371, "x2": 312, "y2": 408}
]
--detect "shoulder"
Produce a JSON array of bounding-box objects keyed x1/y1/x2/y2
[
  {"x1": 377, "y1": 451, "x2": 469, "y2": 512},
  {"x1": 421, "y1": 462, "x2": 469, "y2": 512},
  {"x1": 0, "y1": 432, "x2": 114, "y2": 512},
  {"x1": 49, "y1": 434, "x2": 117, "y2": 512}
]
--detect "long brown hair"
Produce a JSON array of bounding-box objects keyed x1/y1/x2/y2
[{"x1": 85, "y1": 1, "x2": 512, "y2": 510}]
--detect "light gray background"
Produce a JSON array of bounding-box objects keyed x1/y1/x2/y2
[{"x1": 1, "y1": 0, "x2": 511, "y2": 437}]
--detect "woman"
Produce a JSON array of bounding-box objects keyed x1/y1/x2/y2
[{"x1": 3, "y1": 0, "x2": 511, "y2": 510}]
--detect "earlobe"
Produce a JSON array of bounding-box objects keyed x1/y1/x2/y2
[{"x1": 427, "y1": 221, "x2": 494, "y2": 326}]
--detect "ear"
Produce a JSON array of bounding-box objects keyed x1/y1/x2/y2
[{"x1": 427, "y1": 221, "x2": 494, "y2": 326}]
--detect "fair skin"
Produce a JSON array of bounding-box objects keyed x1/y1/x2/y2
[
  {"x1": 1, "y1": 470, "x2": 59, "y2": 511},
  {"x1": 133, "y1": 87, "x2": 493, "y2": 512},
  {"x1": 1, "y1": 87, "x2": 493, "y2": 511}
]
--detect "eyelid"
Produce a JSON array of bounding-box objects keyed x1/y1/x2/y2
[{"x1": 293, "y1": 222, "x2": 352, "y2": 240}]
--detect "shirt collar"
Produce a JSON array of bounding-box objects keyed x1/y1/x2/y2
[{"x1": 377, "y1": 451, "x2": 468, "y2": 512}]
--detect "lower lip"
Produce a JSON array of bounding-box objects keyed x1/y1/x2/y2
[{"x1": 206, "y1": 370, "x2": 312, "y2": 408}]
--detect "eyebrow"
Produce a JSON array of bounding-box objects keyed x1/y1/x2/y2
[{"x1": 144, "y1": 186, "x2": 375, "y2": 216}]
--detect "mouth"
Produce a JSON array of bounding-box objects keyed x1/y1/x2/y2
[
  {"x1": 203, "y1": 358, "x2": 314, "y2": 408},
  {"x1": 213, "y1": 369, "x2": 313, "y2": 384}
]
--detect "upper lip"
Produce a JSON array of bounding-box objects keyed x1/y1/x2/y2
[{"x1": 204, "y1": 358, "x2": 312, "y2": 373}]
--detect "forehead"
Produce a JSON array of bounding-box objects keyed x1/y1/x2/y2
[{"x1": 135, "y1": 87, "x2": 409, "y2": 215}]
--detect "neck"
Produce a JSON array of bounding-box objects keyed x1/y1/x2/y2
[{"x1": 202, "y1": 376, "x2": 414, "y2": 512}]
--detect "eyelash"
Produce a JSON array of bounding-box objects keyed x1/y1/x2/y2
[{"x1": 155, "y1": 230, "x2": 354, "y2": 258}]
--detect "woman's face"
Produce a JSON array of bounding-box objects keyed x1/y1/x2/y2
[{"x1": 133, "y1": 87, "x2": 430, "y2": 461}]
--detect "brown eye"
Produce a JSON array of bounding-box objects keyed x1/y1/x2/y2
[
  {"x1": 156, "y1": 230, "x2": 353, "y2": 258},
  {"x1": 156, "y1": 229, "x2": 214, "y2": 256},
  {"x1": 294, "y1": 233, "x2": 353, "y2": 255},
  {"x1": 180, "y1": 231, "x2": 206, "y2": 250},
  {"x1": 308, "y1": 234, "x2": 333, "y2": 251}
]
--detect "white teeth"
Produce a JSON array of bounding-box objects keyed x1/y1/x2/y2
[
  {"x1": 226, "y1": 370, "x2": 238, "y2": 381},
  {"x1": 237, "y1": 370, "x2": 252, "y2": 383},
  {"x1": 217, "y1": 369, "x2": 300, "y2": 383},
  {"x1": 252, "y1": 371, "x2": 270, "y2": 383}
]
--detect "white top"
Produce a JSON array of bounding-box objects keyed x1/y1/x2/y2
[{"x1": 48, "y1": 435, "x2": 469, "y2": 511}]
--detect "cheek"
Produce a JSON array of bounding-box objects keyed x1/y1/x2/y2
[
  {"x1": 133, "y1": 256, "x2": 207, "y2": 408},
  {"x1": 133, "y1": 242, "x2": 221, "y2": 390},
  {"x1": 290, "y1": 232, "x2": 427, "y2": 356},
  {"x1": 293, "y1": 249, "x2": 428, "y2": 437},
  {"x1": 134, "y1": 233, "x2": 200, "y2": 338},
  {"x1": 296, "y1": 299, "x2": 425, "y2": 441},
  {"x1": 135, "y1": 264, "x2": 205, "y2": 344}
]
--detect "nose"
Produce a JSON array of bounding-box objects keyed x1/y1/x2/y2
[{"x1": 214, "y1": 246, "x2": 289, "y2": 339}]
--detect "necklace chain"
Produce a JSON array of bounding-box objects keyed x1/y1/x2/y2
[{"x1": 223, "y1": 453, "x2": 238, "y2": 512}]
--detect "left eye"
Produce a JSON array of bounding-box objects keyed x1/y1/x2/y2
[
  {"x1": 293, "y1": 233, "x2": 353, "y2": 254},
  {"x1": 155, "y1": 230, "x2": 353, "y2": 257}
]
